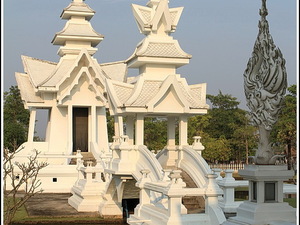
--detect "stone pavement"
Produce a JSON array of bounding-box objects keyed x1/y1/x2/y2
[
  {"x1": 18, "y1": 193, "x2": 126, "y2": 224},
  {"x1": 25, "y1": 193, "x2": 99, "y2": 217}
]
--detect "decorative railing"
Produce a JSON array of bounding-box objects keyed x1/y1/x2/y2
[{"x1": 209, "y1": 163, "x2": 245, "y2": 171}]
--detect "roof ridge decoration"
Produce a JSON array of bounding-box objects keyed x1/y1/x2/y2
[
  {"x1": 128, "y1": 0, "x2": 190, "y2": 69},
  {"x1": 132, "y1": 0, "x2": 183, "y2": 35},
  {"x1": 243, "y1": 0, "x2": 287, "y2": 165}
]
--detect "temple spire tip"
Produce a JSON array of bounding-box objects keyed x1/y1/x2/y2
[{"x1": 259, "y1": 0, "x2": 268, "y2": 19}]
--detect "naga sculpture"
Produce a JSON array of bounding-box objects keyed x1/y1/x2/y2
[{"x1": 243, "y1": 0, "x2": 287, "y2": 165}]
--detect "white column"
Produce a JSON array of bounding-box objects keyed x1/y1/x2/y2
[
  {"x1": 167, "y1": 116, "x2": 176, "y2": 147},
  {"x1": 91, "y1": 105, "x2": 96, "y2": 143},
  {"x1": 126, "y1": 116, "x2": 135, "y2": 145},
  {"x1": 135, "y1": 114, "x2": 144, "y2": 145},
  {"x1": 179, "y1": 115, "x2": 188, "y2": 146},
  {"x1": 97, "y1": 107, "x2": 109, "y2": 153},
  {"x1": 27, "y1": 107, "x2": 36, "y2": 142},
  {"x1": 68, "y1": 105, "x2": 73, "y2": 154},
  {"x1": 114, "y1": 116, "x2": 124, "y2": 137}
]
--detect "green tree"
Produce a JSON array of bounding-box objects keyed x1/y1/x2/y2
[
  {"x1": 106, "y1": 110, "x2": 115, "y2": 143},
  {"x1": 205, "y1": 91, "x2": 240, "y2": 140},
  {"x1": 3, "y1": 86, "x2": 30, "y2": 151},
  {"x1": 3, "y1": 148, "x2": 48, "y2": 225},
  {"x1": 271, "y1": 84, "x2": 297, "y2": 170},
  {"x1": 203, "y1": 91, "x2": 257, "y2": 162},
  {"x1": 232, "y1": 112, "x2": 258, "y2": 164},
  {"x1": 188, "y1": 114, "x2": 211, "y2": 144},
  {"x1": 144, "y1": 117, "x2": 167, "y2": 150},
  {"x1": 202, "y1": 136, "x2": 231, "y2": 163}
]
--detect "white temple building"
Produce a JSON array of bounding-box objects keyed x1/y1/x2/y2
[{"x1": 8, "y1": 0, "x2": 296, "y2": 225}]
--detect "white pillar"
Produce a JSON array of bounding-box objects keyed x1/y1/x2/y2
[
  {"x1": 135, "y1": 114, "x2": 144, "y2": 145},
  {"x1": 167, "y1": 116, "x2": 176, "y2": 147},
  {"x1": 114, "y1": 116, "x2": 124, "y2": 137},
  {"x1": 97, "y1": 107, "x2": 109, "y2": 153},
  {"x1": 68, "y1": 105, "x2": 73, "y2": 153},
  {"x1": 164, "y1": 116, "x2": 177, "y2": 167},
  {"x1": 27, "y1": 107, "x2": 36, "y2": 142},
  {"x1": 91, "y1": 105, "x2": 96, "y2": 143},
  {"x1": 168, "y1": 197, "x2": 182, "y2": 217},
  {"x1": 126, "y1": 116, "x2": 135, "y2": 145},
  {"x1": 179, "y1": 115, "x2": 188, "y2": 146}
]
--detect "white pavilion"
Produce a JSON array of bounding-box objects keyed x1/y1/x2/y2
[{"x1": 9, "y1": 0, "x2": 295, "y2": 225}]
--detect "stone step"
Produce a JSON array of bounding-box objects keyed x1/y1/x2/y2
[
  {"x1": 69, "y1": 151, "x2": 96, "y2": 166},
  {"x1": 182, "y1": 197, "x2": 199, "y2": 204},
  {"x1": 179, "y1": 168, "x2": 206, "y2": 214}
]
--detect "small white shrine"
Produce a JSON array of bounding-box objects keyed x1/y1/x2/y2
[{"x1": 9, "y1": 0, "x2": 296, "y2": 225}]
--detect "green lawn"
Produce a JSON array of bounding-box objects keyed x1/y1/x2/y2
[{"x1": 283, "y1": 198, "x2": 297, "y2": 208}]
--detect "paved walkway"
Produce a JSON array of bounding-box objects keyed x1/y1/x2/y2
[
  {"x1": 25, "y1": 193, "x2": 99, "y2": 217},
  {"x1": 17, "y1": 193, "x2": 126, "y2": 224}
]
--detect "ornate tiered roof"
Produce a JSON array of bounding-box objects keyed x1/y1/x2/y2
[
  {"x1": 106, "y1": 0, "x2": 208, "y2": 116},
  {"x1": 15, "y1": 0, "x2": 127, "y2": 108},
  {"x1": 126, "y1": 0, "x2": 191, "y2": 68}
]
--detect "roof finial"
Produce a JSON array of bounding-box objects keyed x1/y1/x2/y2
[{"x1": 259, "y1": 0, "x2": 268, "y2": 20}]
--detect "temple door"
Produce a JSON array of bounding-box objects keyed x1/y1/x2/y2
[{"x1": 73, "y1": 107, "x2": 88, "y2": 152}]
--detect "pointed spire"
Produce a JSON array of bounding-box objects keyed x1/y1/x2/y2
[
  {"x1": 132, "y1": 0, "x2": 183, "y2": 35},
  {"x1": 147, "y1": 0, "x2": 160, "y2": 8},
  {"x1": 127, "y1": 0, "x2": 191, "y2": 72},
  {"x1": 52, "y1": 0, "x2": 103, "y2": 57},
  {"x1": 259, "y1": 0, "x2": 268, "y2": 20},
  {"x1": 243, "y1": 0, "x2": 287, "y2": 164}
]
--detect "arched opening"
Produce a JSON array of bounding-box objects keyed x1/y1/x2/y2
[
  {"x1": 121, "y1": 178, "x2": 140, "y2": 219},
  {"x1": 122, "y1": 199, "x2": 139, "y2": 218}
]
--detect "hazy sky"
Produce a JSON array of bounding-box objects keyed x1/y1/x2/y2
[{"x1": 2, "y1": 0, "x2": 298, "y2": 137}]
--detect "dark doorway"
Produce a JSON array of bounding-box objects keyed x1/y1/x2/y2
[
  {"x1": 73, "y1": 107, "x2": 88, "y2": 152},
  {"x1": 122, "y1": 199, "x2": 139, "y2": 219}
]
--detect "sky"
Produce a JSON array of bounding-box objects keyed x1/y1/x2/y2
[{"x1": 2, "y1": 0, "x2": 298, "y2": 138}]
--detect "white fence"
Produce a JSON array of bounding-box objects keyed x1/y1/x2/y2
[{"x1": 209, "y1": 163, "x2": 245, "y2": 171}]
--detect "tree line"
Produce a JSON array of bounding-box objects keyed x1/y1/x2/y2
[{"x1": 4, "y1": 85, "x2": 297, "y2": 166}]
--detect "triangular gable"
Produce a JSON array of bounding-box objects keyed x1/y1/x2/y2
[
  {"x1": 38, "y1": 49, "x2": 107, "y2": 91},
  {"x1": 57, "y1": 49, "x2": 107, "y2": 90},
  {"x1": 147, "y1": 75, "x2": 190, "y2": 113},
  {"x1": 57, "y1": 67, "x2": 106, "y2": 105}
]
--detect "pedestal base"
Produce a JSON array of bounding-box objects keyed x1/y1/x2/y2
[
  {"x1": 223, "y1": 201, "x2": 296, "y2": 225},
  {"x1": 222, "y1": 165, "x2": 296, "y2": 225}
]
